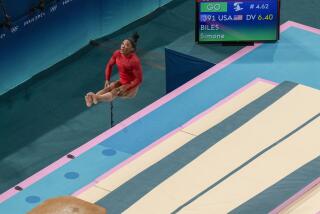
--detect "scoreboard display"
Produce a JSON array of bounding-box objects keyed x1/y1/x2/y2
[{"x1": 196, "y1": 0, "x2": 280, "y2": 43}]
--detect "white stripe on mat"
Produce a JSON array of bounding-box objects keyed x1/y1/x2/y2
[
  {"x1": 280, "y1": 183, "x2": 320, "y2": 214},
  {"x1": 179, "y1": 118, "x2": 320, "y2": 214},
  {"x1": 76, "y1": 81, "x2": 275, "y2": 203},
  {"x1": 123, "y1": 85, "x2": 320, "y2": 214}
]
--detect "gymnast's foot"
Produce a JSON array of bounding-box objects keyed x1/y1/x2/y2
[
  {"x1": 91, "y1": 93, "x2": 98, "y2": 104},
  {"x1": 85, "y1": 93, "x2": 94, "y2": 107}
]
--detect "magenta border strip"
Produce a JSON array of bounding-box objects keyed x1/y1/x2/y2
[
  {"x1": 0, "y1": 156, "x2": 71, "y2": 203},
  {"x1": 269, "y1": 177, "x2": 320, "y2": 214},
  {"x1": 0, "y1": 20, "x2": 318, "y2": 203},
  {"x1": 181, "y1": 78, "x2": 276, "y2": 129},
  {"x1": 72, "y1": 78, "x2": 277, "y2": 196},
  {"x1": 282, "y1": 21, "x2": 320, "y2": 35}
]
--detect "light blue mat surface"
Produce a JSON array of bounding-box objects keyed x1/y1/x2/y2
[{"x1": 1, "y1": 25, "x2": 320, "y2": 214}]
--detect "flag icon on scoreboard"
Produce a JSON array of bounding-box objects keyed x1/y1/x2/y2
[
  {"x1": 200, "y1": 15, "x2": 207, "y2": 22},
  {"x1": 233, "y1": 14, "x2": 243, "y2": 20}
]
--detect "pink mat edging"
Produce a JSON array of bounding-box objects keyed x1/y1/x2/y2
[
  {"x1": 283, "y1": 21, "x2": 320, "y2": 35},
  {"x1": 269, "y1": 177, "x2": 320, "y2": 214},
  {"x1": 73, "y1": 78, "x2": 278, "y2": 196},
  {"x1": 182, "y1": 78, "x2": 277, "y2": 128},
  {"x1": 0, "y1": 156, "x2": 71, "y2": 203},
  {"x1": 1, "y1": 20, "x2": 316, "y2": 203}
]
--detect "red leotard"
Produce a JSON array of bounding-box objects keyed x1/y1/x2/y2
[{"x1": 105, "y1": 50, "x2": 143, "y2": 90}]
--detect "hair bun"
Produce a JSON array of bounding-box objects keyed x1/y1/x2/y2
[{"x1": 132, "y1": 32, "x2": 140, "y2": 43}]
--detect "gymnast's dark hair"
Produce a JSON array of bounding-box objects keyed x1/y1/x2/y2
[{"x1": 128, "y1": 32, "x2": 140, "y2": 50}]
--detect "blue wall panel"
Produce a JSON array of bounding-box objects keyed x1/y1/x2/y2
[
  {"x1": 165, "y1": 48, "x2": 215, "y2": 93},
  {"x1": 0, "y1": 0, "x2": 173, "y2": 95},
  {"x1": 101, "y1": 0, "x2": 160, "y2": 35},
  {"x1": 3, "y1": 0, "x2": 38, "y2": 20}
]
